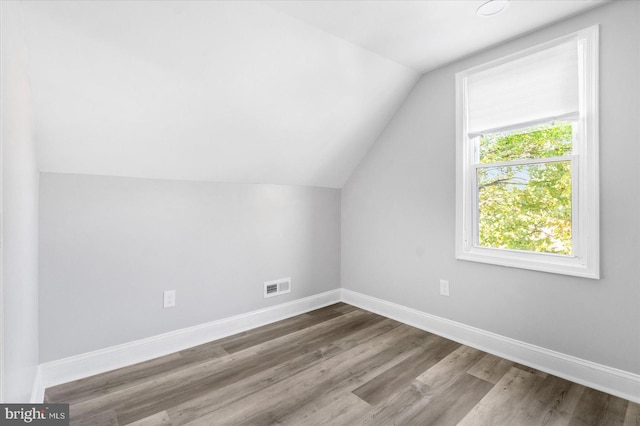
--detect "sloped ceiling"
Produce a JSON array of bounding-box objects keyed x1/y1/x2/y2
[
  {"x1": 266, "y1": 0, "x2": 608, "y2": 73},
  {"x1": 17, "y1": 0, "x2": 607, "y2": 188}
]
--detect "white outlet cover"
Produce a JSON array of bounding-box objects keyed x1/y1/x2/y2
[
  {"x1": 439, "y1": 280, "x2": 450, "y2": 297},
  {"x1": 164, "y1": 290, "x2": 176, "y2": 308}
]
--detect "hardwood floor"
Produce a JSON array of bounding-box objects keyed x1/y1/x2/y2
[{"x1": 45, "y1": 303, "x2": 639, "y2": 425}]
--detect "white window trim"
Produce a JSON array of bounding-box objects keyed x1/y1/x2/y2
[{"x1": 455, "y1": 26, "x2": 599, "y2": 279}]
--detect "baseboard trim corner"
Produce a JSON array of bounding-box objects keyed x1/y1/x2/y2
[
  {"x1": 340, "y1": 288, "x2": 640, "y2": 403},
  {"x1": 35, "y1": 289, "x2": 341, "y2": 400},
  {"x1": 30, "y1": 366, "x2": 44, "y2": 404}
]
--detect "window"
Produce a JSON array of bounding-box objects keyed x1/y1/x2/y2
[{"x1": 455, "y1": 26, "x2": 599, "y2": 278}]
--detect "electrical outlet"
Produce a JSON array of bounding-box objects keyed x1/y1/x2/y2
[
  {"x1": 164, "y1": 290, "x2": 176, "y2": 308},
  {"x1": 439, "y1": 280, "x2": 450, "y2": 297}
]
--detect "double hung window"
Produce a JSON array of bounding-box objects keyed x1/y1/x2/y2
[{"x1": 455, "y1": 27, "x2": 599, "y2": 278}]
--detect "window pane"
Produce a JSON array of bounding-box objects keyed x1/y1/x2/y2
[
  {"x1": 477, "y1": 161, "x2": 572, "y2": 255},
  {"x1": 479, "y1": 121, "x2": 573, "y2": 164}
]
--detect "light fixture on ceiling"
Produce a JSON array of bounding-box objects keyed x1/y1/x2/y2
[{"x1": 476, "y1": 0, "x2": 509, "y2": 17}]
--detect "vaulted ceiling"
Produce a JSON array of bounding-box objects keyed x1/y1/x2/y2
[{"x1": 16, "y1": 0, "x2": 607, "y2": 188}]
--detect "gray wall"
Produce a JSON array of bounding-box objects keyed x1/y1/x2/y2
[
  {"x1": 1, "y1": 1, "x2": 41, "y2": 402},
  {"x1": 342, "y1": 0, "x2": 640, "y2": 374},
  {"x1": 39, "y1": 173, "x2": 340, "y2": 362}
]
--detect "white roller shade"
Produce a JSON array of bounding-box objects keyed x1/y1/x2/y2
[{"x1": 466, "y1": 39, "x2": 579, "y2": 137}]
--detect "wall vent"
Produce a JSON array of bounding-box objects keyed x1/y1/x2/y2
[{"x1": 264, "y1": 277, "x2": 291, "y2": 298}]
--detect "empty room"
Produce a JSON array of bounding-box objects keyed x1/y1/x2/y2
[{"x1": 1, "y1": 0, "x2": 639, "y2": 424}]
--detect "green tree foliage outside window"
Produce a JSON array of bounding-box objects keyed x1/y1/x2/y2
[{"x1": 477, "y1": 122, "x2": 573, "y2": 255}]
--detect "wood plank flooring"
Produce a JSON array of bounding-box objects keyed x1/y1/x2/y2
[{"x1": 45, "y1": 303, "x2": 639, "y2": 425}]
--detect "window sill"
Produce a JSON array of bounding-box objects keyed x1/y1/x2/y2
[{"x1": 456, "y1": 246, "x2": 599, "y2": 279}]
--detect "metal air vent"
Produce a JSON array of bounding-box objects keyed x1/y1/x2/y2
[{"x1": 264, "y1": 278, "x2": 292, "y2": 298}]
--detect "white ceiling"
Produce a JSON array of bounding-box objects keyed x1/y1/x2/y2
[
  {"x1": 266, "y1": 0, "x2": 608, "y2": 73},
  {"x1": 16, "y1": 0, "x2": 608, "y2": 188}
]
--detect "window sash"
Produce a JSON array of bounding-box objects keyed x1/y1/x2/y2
[
  {"x1": 473, "y1": 155, "x2": 574, "y2": 170},
  {"x1": 470, "y1": 155, "x2": 578, "y2": 256}
]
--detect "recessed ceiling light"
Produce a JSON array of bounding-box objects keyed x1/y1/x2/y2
[{"x1": 476, "y1": 0, "x2": 509, "y2": 17}]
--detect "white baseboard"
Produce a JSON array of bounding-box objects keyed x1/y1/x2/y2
[
  {"x1": 36, "y1": 289, "x2": 341, "y2": 400},
  {"x1": 341, "y1": 288, "x2": 640, "y2": 403},
  {"x1": 34, "y1": 287, "x2": 639, "y2": 404}
]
